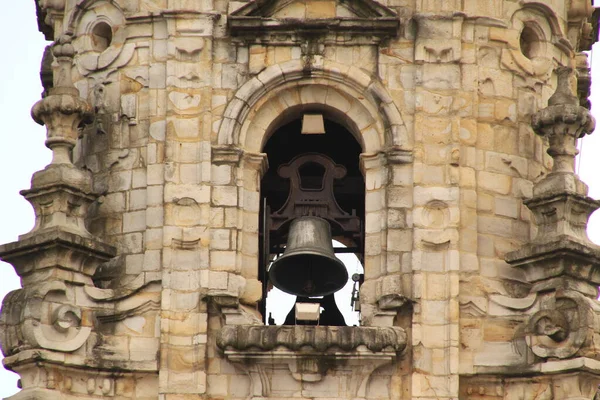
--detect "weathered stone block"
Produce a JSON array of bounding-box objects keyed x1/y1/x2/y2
[
  {"x1": 212, "y1": 186, "x2": 238, "y2": 206},
  {"x1": 478, "y1": 171, "x2": 511, "y2": 195}
]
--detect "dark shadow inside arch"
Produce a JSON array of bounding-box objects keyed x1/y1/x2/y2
[
  {"x1": 260, "y1": 103, "x2": 365, "y2": 151},
  {"x1": 259, "y1": 116, "x2": 365, "y2": 325},
  {"x1": 262, "y1": 117, "x2": 364, "y2": 217}
]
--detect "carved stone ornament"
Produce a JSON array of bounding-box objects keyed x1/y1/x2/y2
[
  {"x1": 524, "y1": 291, "x2": 596, "y2": 360},
  {"x1": 217, "y1": 325, "x2": 407, "y2": 352},
  {"x1": 506, "y1": 67, "x2": 600, "y2": 291},
  {"x1": 0, "y1": 281, "x2": 90, "y2": 354},
  {"x1": 504, "y1": 66, "x2": 600, "y2": 371},
  {"x1": 228, "y1": 0, "x2": 399, "y2": 43},
  {"x1": 532, "y1": 67, "x2": 595, "y2": 177},
  {"x1": 415, "y1": 13, "x2": 464, "y2": 63},
  {"x1": 72, "y1": 1, "x2": 135, "y2": 76},
  {"x1": 217, "y1": 325, "x2": 406, "y2": 397},
  {"x1": 0, "y1": 229, "x2": 115, "y2": 359},
  {"x1": 32, "y1": 34, "x2": 93, "y2": 163},
  {"x1": 567, "y1": 0, "x2": 597, "y2": 51},
  {"x1": 24, "y1": 35, "x2": 102, "y2": 240},
  {"x1": 494, "y1": 6, "x2": 558, "y2": 81}
]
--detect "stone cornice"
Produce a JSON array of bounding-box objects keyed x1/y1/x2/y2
[
  {"x1": 0, "y1": 228, "x2": 116, "y2": 285},
  {"x1": 3, "y1": 348, "x2": 158, "y2": 373},
  {"x1": 217, "y1": 325, "x2": 407, "y2": 353},
  {"x1": 230, "y1": 0, "x2": 399, "y2": 41},
  {"x1": 506, "y1": 236, "x2": 600, "y2": 288},
  {"x1": 229, "y1": 17, "x2": 399, "y2": 41}
]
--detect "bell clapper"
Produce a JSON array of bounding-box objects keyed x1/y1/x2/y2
[
  {"x1": 350, "y1": 273, "x2": 361, "y2": 312},
  {"x1": 303, "y1": 279, "x2": 315, "y2": 295}
]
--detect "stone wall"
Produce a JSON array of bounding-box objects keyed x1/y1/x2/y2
[{"x1": 0, "y1": 0, "x2": 598, "y2": 399}]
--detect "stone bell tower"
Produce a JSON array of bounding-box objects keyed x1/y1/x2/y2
[{"x1": 2, "y1": 0, "x2": 600, "y2": 399}]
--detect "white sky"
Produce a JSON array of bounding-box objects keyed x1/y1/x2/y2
[
  {"x1": 2, "y1": 1, "x2": 600, "y2": 397},
  {"x1": 0, "y1": 1, "x2": 51, "y2": 396},
  {"x1": 266, "y1": 241, "x2": 364, "y2": 326}
]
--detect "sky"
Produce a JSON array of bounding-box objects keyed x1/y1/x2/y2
[
  {"x1": 0, "y1": 1, "x2": 51, "y2": 395},
  {"x1": 1, "y1": 1, "x2": 600, "y2": 397}
]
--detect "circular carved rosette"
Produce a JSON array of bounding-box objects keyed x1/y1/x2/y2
[
  {"x1": 525, "y1": 291, "x2": 593, "y2": 359},
  {"x1": 0, "y1": 281, "x2": 91, "y2": 356}
]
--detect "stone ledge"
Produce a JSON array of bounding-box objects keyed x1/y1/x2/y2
[
  {"x1": 506, "y1": 236, "x2": 600, "y2": 263},
  {"x1": 505, "y1": 235, "x2": 600, "y2": 286},
  {"x1": 216, "y1": 325, "x2": 407, "y2": 353},
  {"x1": 474, "y1": 357, "x2": 600, "y2": 376},
  {"x1": 217, "y1": 325, "x2": 405, "y2": 394},
  {"x1": 2, "y1": 348, "x2": 158, "y2": 373},
  {"x1": 0, "y1": 228, "x2": 116, "y2": 284},
  {"x1": 229, "y1": 17, "x2": 400, "y2": 39},
  {"x1": 0, "y1": 228, "x2": 116, "y2": 262}
]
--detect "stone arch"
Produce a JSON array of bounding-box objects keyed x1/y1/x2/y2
[
  {"x1": 66, "y1": 0, "x2": 125, "y2": 34},
  {"x1": 65, "y1": 0, "x2": 131, "y2": 76},
  {"x1": 212, "y1": 60, "x2": 411, "y2": 326},
  {"x1": 216, "y1": 60, "x2": 408, "y2": 154},
  {"x1": 513, "y1": 3, "x2": 565, "y2": 40},
  {"x1": 501, "y1": 4, "x2": 569, "y2": 82},
  {"x1": 511, "y1": 3, "x2": 569, "y2": 59}
]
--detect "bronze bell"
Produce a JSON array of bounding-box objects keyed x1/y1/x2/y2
[{"x1": 268, "y1": 216, "x2": 348, "y2": 297}]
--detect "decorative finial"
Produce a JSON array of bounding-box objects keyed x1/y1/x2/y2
[
  {"x1": 30, "y1": 34, "x2": 92, "y2": 165},
  {"x1": 547, "y1": 67, "x2": 579, "y2": 107},
  {"x1": 507, "y1": 66, "x2": 600, "y2": 292},
  {"x1": 51, "y1": 33, "x2": 76, "y2": 89},
  {"x1": 531, "y1": 67, "x2": 595, "y2": 176}
]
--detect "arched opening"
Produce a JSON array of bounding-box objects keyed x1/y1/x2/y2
[
  {"x1": 91, "y1": 21, "x2": 112, "y2": 52},
  {"x1": 259, "y1": 116, "x2": 365, "y2": 325},
  {"x1": 214, "y1": 66, "x2": 406, "y2": 325},
  {"x1": 519, "y1": 24, "x2": 542, "y2": 60}
]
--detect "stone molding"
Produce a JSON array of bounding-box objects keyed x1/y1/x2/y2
[
  {"x1": 524, "y1": 290, "x2": 596, "y2": 360},
  {"x1": 217, "y1": 325, "x2": 407, "y2": 353},
  {"x1": 0, "y1": 228, "x2": 115, "y2": 285},
  {"x1": 229, "y1": 18, "x2": 399, "y2": 43},
  {"x1": 224, "y1": 349, "x2": 397, "y2": 397},
  {"x1": 216, "y1": 59, "x2": 408, "y2": 153},
  {"x1": 217, "y1": 325, "x2": 405, "y2": 397},
  {"x1": 212, "y1": 145, "x2": 244, "y2": 165},
  {"x1": 231, "y1": 0, "x2": 398, "y2": 19},
  {"x1": 229, "y1": 0, "x2": 399, "y2": 42},
  {"x1": 212, "y1": 145, "x2": 269, "y2": 176},
  {"x1": 505, "y1": 236, "x2": 600, "y2": 288},
  {"x1": 0, "y1": 280, "x2": 91, "y2": 355}
]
